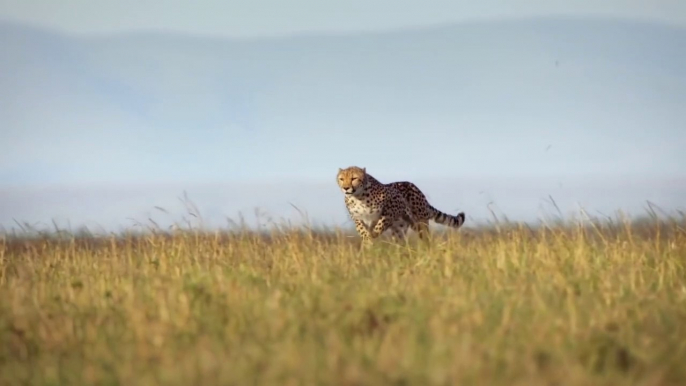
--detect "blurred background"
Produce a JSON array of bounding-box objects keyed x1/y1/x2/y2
[{"x1": 1, "y1": 0, "x2": 685, "y2": 232}]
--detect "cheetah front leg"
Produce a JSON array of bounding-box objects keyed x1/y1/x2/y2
[
  {"x1": 353, "y1": 219, "x2": 373, "y2": 242},
  {"x1": 370, "y1": 216, "x2": 394, "y2": 239}
]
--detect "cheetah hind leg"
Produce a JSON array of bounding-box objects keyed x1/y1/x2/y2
[
  {"x1": 391, "y1": 211, "x2": 417, "y2": 243},
  {"x1": 412, "y1": 221, "x2": 431, "y2": 242},
  {"x1": 371, "y1": 215, "x2": 413, "y2": 244},
  {"x1": 389, "y1": 220, "x2": 411, "y2": 242}
]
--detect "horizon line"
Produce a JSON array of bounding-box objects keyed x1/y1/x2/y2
[{"x1": 1, "y1": 13, "x2": 684, "y2": 42}]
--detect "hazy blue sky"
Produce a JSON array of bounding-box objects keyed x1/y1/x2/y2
[
  {"x1": 1, "y1": 0, "x2": 685, "y2": 37},
  {"x1": 0, "y1": 1, "x2": 684, "y2": 231}
]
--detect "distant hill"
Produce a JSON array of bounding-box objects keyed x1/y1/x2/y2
[{"x1": 1, "y1": 17, "x2": 685, "y2": 185}]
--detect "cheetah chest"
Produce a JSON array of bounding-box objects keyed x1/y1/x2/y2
[{"x1": 346, "y1": 196, "x2": 382, "y2": 227}]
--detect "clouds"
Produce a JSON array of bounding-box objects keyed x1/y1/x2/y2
[{"x1": 1, "y1": 0, "x2": 685, "y2": 38}]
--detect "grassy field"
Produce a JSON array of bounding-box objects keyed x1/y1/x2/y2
[{"x1": 1, "y1": 215, "x2": 685, "y2": 386}]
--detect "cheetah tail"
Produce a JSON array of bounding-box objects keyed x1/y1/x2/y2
[{"x1": 429, "y1": 205, "x2": 465, "y2": 229}]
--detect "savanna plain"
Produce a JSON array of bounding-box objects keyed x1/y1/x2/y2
[{"x1": 1, "y1": 213, "x2": 685, "y2": 386}]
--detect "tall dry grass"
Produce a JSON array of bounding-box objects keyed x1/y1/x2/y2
[{"x1": 1, "y1": 215, "x2": 685, "y2": 385}]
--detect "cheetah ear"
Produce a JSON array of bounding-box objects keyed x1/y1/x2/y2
[{"x1": 338, "y1": 168, "x2": 343, "y2": 172}]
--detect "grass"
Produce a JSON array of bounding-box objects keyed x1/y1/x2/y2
[{"x1": 1, "y1": 214, "x2": 685, "y2": 386}]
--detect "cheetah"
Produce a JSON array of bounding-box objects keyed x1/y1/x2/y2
[
  {"x1": 337, "y1": 166, "x2": 466, "y2": 242},
  {"x1": 337, "y1": 166, "x2": 416, "y2": 242}
]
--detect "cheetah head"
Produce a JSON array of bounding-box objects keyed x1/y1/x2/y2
[{"x1": 337, "y1": 166, "x2": 367, "y2": 196}]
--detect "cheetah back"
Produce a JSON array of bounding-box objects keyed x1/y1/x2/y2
[{"x1": 387, "y1": 181, "x2": 432, "y2": 222}]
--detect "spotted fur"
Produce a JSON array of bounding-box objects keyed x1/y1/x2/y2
[
  {"x1": 388, "y1": 181, "x2": 466, "y2": 239},
  {"x1": 337, "y1": 166, "x2": 416, "y2": 242}
]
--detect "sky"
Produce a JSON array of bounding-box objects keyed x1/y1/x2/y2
[
  {"x1": 1, "y1": 0, "x2": 686, "y2": 37},
  {"x1": 0, "y1": 1, "x2": 685, "y2": 231}
]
